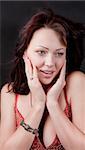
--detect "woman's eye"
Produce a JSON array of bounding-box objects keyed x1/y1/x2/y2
[
  {"x1": 55, "y1": 52, "x2": 64, "y2": 57},
  {"x1": 36, "y1": 51, "x2": 47, "y2": 56}
]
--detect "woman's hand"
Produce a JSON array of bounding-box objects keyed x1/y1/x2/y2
[
  {"x1": 47, "y1": 60, "x2": 66, "y2": 105},
  {"x1": 23, "y1": 53, "x2": 46, "y2": 108}
]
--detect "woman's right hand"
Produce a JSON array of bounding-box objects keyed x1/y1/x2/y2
[{"x1": 23, "y1": 53, "x2": 46, "y2": 108}]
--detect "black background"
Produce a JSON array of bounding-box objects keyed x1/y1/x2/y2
[{"x1": 0, "y1": 1, "x2": 85, "y2": 89}]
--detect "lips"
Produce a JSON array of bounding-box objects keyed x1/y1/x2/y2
[{"x1": 40, "y1": 70, "x2": 54, "y2": 78}]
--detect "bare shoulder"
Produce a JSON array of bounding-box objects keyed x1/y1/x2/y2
[
  {"x1": 1, "y1": 83, "x2": 16, "y2": 130},
  {"x1": 66, "y1": 71, "x2": 85, "y2": 88},
  {"x1": 0, "y1": 84, "x2": 17, "y2": 144},
  {"x1": 66, "y1": 71, "x2": 85, "y2": 82},
  {"x1": 1, "y1": 83, "x2": 15, "y2": 106},
  {"x1": 66, "y1": 71, "x2": 85, "y2": 102},
  {"x1": 1, "y1": 83, "x2": 11, "y2": 93},
  {"x1": 1, "y1": 83, "x2": 15, "y2": 97}
]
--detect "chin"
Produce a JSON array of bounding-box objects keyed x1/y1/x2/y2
[
  {"x1": 41, "y1": 81, "x2": 52, "y2": 85},
  {"x1": 40, "y1": 72, "x2": 60, "y2": 86},
  {"x1": 40, "y1": 77, "x2": 57, "y2": 86},
  {"x1": 40, "y1": 77, "x2": 54, "y2": 84},
  {"x1": 40, "y1": 77, "x2": 58, "y2": 94}
]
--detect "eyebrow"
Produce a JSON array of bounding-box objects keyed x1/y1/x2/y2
[{"x1": 38, "y1": 45, "x2": 65, "y2": 51}]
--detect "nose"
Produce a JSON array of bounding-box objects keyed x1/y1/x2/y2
[{"x1": 45, "y1": 54, "x2": 55, "y2": 67}]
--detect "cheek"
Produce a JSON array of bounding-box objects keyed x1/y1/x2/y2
[
  {"x1": 55, "y1": 58, "x2": 65, "y2": 70},
  {"x1": 33, "y1": 60, "x2": 43, "y2": 68},
  {"x1": 28, "y1": 54, "x2": 43, "y2": 67}
]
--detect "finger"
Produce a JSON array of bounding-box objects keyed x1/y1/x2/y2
[
  {"x1": 23, "y1": 57, "x2": 30, "y2": 79},
  {"x1": 59, "y1": 60, "x2": 66, "y2": 83},
  {"x1": 26, "y1": 57, "x2": 33, "y2": 76},
  {"x1": 23, "y1": 55, "x2": 33, "y2": 80},
  {"x1": 32, "y1": 65, "x2": 38, "y2": 78}
]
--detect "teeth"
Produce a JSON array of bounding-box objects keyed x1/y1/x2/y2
[{"x1": 43, "y1": 71, "x2": 53, "y2": 74}]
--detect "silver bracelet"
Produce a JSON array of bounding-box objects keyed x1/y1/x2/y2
[{"x1": 20, "y1": 120, "x2": 39, "y2": 136}]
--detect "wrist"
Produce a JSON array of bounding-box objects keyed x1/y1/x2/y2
[
  {"x1": 20, "y1": 120, "x2": 39, "y2": 136},
  {"x1": 46, "y1": 98, "x2": 59, "y2": 109},
  {"x1": 33, "y1": 103, "x2": 45, "y2": 112}
]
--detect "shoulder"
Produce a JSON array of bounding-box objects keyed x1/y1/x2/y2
[
  {"x1": 1, "y1": 83, "x2": 16, "y2": 107},
  {"x1": 66, "y1": 71, "x2": 85, "y2": 102},
  {"x1": 1, "y1": 83, "x2": 14, "y2": 95},
  {"x1": 66, "y1": 71, "x2": 85, "y2": 86},
  {"x1": 0, "y1": 84, "x2": 17, "y2": 143}
]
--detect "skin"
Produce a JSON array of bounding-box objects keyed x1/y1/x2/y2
[
  {"x1": 0, "y1": 27, "x2": 85, "y2": 150},
  {"x1": 25, "y1": 27, "x2": 66, "y2": 85},
  {"x1": 23, "y1": 27, "x2": 66, "y2": 106}
]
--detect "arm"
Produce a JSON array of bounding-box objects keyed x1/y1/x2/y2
[
  {"x1": 47, "y1": 71, "x2": 85, "y2": 150},
  {"x1": 0, "y1": 93, "x2": 1, "y2": 126},
  {"x1": 0, "y1": 84, "x2": 45, "y2": 150}
]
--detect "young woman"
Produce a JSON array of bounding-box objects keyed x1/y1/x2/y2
[{"x1": 0, "y1": 9, "x2": 85, "y2": 150}]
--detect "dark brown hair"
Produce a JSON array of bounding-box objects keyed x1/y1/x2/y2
[{"x1": 8, "y1": 8, "x2": 85, "y2": 94}]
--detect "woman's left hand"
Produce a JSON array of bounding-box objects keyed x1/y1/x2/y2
[{"x1": 47, "y1": 60, "x2": 66, "y2": 104}]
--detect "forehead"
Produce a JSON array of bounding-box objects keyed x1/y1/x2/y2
[{"x1": 27, "y1": 28, "x2": 66, "y2": 50}]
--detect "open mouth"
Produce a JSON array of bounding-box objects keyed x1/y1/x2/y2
[{"x1": 40, "y1": 70, "x2": 54, "y2": 78}]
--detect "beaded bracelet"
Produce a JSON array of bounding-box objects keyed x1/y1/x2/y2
[{"x1": 20, "y1": 120, "x2": 39, "y2": 136}]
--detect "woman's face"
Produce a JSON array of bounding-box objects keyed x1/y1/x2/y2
[{"x1": 26, "y1": 28, "x2": 66, "y2": 85}]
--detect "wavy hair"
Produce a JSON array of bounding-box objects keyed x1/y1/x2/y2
[{"x1": 8, "y1": 8, "x2": 85, "y2": 94}]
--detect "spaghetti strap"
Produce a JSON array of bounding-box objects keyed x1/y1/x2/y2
[
  {"x1": 64, "y1": 86, "x2": 69, "y2": 106},
  {"x1": 64, "y1": 86, "x2": 72, "y2": 120},
  {"x1": 15, "y1": 94, "x2": 18, "y2": 106},
  {"x1": 14, "y1": 94, "x2": 24, "y2": 127}
]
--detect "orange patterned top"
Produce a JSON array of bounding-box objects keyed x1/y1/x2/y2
[{"x1": 14, "y1": 90, "x2": 72, "y2": 150}]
